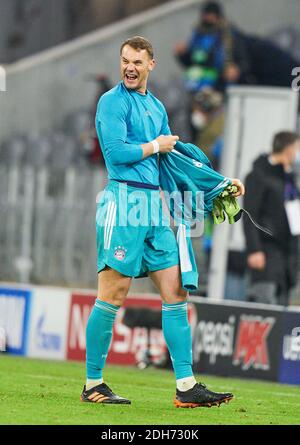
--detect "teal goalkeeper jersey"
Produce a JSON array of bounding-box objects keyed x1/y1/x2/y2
[{"x1": 95, "y1": 81, "x2": 171, "y2": 185}]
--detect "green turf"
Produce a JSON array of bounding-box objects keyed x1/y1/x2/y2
[{"x1": 0, "y1": 355, "x2": 300, "y2": 425}]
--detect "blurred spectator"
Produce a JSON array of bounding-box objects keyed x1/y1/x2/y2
[
  {"x1": 174, "y1": 1, "x2": 251, "y2": 93},
  {"x1": 243, "y1": 131, "x2": 300, "y2": 305},
  {"x1": 148, "y1": 77, "x2": 193, "y2": 142},
  {"x1": 190, "y1": 87, "x2": 224, "y2": 164},
  {"x1": 224, "y1": 250, "x2": 247, "y2": 301},
  {"x1": 84, "y1": 73, "x2": 112, "y2": 164},
  {"x1": 190, "y1": 87, "x2": 226, "y2": 286}
]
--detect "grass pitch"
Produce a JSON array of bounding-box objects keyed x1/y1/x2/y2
[{"x1": 0, "y1": 355, "x2": 300, "y2": 425}]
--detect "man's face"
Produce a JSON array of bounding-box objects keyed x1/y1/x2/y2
[
  {"x1": 286, "y1": 139, "x2": 300, "y2": 165},
  {"x1": 201, "y1": 12, "x2": 221, "y2": 28},
  {"x1": 120, "y1": 45, "x2": 155, "y2": 93}
]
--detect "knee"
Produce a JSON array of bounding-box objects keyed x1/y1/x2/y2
[
  {"x1": 98, "y1": 283, "x2": 128, "y2": 307},
  {"x1": 162, "y1": 288, "x2": 188, "y2": 304}
]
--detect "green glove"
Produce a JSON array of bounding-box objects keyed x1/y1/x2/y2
[
  {"x1": 212, "y1": 185, "x2": 241, "y2": 225},
  {"x1": 221, "y1": 195, "x2": 241, "y2": 224},
  {"x1": 212, "y1": 196, "x2": 226, "y2": 225}
]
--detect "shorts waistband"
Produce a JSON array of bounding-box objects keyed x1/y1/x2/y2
[{"x1": 110, "y1": 178, "x2": 160, "y2": 190}]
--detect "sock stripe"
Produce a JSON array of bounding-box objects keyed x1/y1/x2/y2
[
  {"x1": 162, "y1": 302, "x2": 187, "y2": 307},
  {"x1": 95, "y1": 300, "x2": 119, "y2": 314},
  {"x1": 162, "y1": 303, "x2": 187, "y2": 311}
]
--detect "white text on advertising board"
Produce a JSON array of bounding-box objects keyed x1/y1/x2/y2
[
  {"x1": 193, "y1": 316, "x2": 235, "y2": 364},
  {"x1": 0, "y1": 295, "x2": 25, "y2": 349}
]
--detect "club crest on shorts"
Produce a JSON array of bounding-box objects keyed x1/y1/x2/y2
[{"x1": 114, "y1": 246, "x2": 127, "y2": 261}]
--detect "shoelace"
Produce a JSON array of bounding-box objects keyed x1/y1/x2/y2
[
  {"x1": 101, "y1": 383, "x2": 113, "y2": 393},
  {"x1": 196, "y1": 382, "x2": 208, "y2": 395},
  {"x1": 193, "y1": 382, "x2": 212, "y2": 398}
]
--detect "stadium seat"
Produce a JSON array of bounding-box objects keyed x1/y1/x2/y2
[
  {"x1": 0, "y1": 135, "x2": 27, "y2": 165},
  {"x1": 24, "y1": 133, "x2": 53, "y2": 167},
  {"x1": 48, "y1": 132, "x2": 77, "y2": 170},
  {"x1": 63, "y1": 109, "x2": 92, "y2": 139}
]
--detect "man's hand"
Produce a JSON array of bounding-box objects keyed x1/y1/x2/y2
[
  {"x1": 247, "y1": 251, "x2": 266, "y2": 270},
  {"x1": 174, "y1": 42, "x2": 187, "y2": 55},
  {"x1": 156, "y1": 135, "x2": 179, "y2": 153},
  {"x1": 141, "y1": 135, "x2": 179, "y2": 159},
  {"x1": 230, "y1": 178, "x2": 245, "y2": 197},
  {"x1": 224, "y1": 63, "x2": 241, "y2": 83}
]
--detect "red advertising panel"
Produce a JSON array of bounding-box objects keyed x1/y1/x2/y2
[
  {"x1": 66, "y1": 293, "x2": 95, "y2": 361},
  {"x1": 66, "y1": 293, "x2": 166, "y2": 365},
  {"x1": 108, "y1": 296, "x2": 164, "y2": 365}
]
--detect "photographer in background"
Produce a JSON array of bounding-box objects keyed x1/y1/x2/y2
[{"x1": 174, "y1": 1, "x2": 251, "y2": 93}]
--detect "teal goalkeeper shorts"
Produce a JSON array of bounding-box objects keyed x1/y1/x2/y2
[{"x1": 96, "y1": 180, "x2": 179, "y2": 277}]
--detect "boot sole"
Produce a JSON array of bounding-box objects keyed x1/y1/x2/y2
[{"x1": 174, "y1": 395, "x2": 234, "y2": 409}]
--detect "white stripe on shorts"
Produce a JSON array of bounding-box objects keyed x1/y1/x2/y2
[
  {"x1": 104, "y1": 201, "x2": 113, "y2": 249},
  {"x1": 104, "y1": 201, "x2": 116, "y2": 250},
  {"x1": 106, "y1": 202, "x2": 116, "y2": 250}
]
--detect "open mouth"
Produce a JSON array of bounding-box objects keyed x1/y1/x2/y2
[{"x1": 125, "y1": 73, "x2": 138, "y2": 81}]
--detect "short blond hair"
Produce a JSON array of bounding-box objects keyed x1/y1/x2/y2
[{"x1": 120, "y1": 36, "x2": 154, "y2": 59}]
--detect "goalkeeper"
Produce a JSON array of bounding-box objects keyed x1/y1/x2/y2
[{"x1": 80, "y1": 36, "x2": 244, "y2": 408}]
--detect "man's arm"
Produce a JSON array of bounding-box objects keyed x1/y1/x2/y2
[
  {"x1": 174, "y1": 32, "x2": 196, "y2": 68},
  {"x1": 97, "y1": 94, "x2": 178, "y2": 165},
  {"x1": 97, "y1": 94, "x2": 142, "y2": 165},
  {"x1": 243, "y1": 172, "x2": 266, "y2": 270}
]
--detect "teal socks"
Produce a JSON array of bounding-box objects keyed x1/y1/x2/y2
[
  {"x1": 86, "y1": 299, "x2": 119, "y2": 380},
  {"x1": 162, "y1": 301, "x2": 193, "y2": 379},
  {"x1": 86, "y1": 299, "x2": 193, "y2": 383}
]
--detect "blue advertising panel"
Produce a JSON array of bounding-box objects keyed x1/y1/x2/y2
[
  {"x1": 0, "y1": 287, "x2": 32, "y2": 355},
  {"x1": 278, "y1": 311, "x2": 300, "y2": 385}
]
